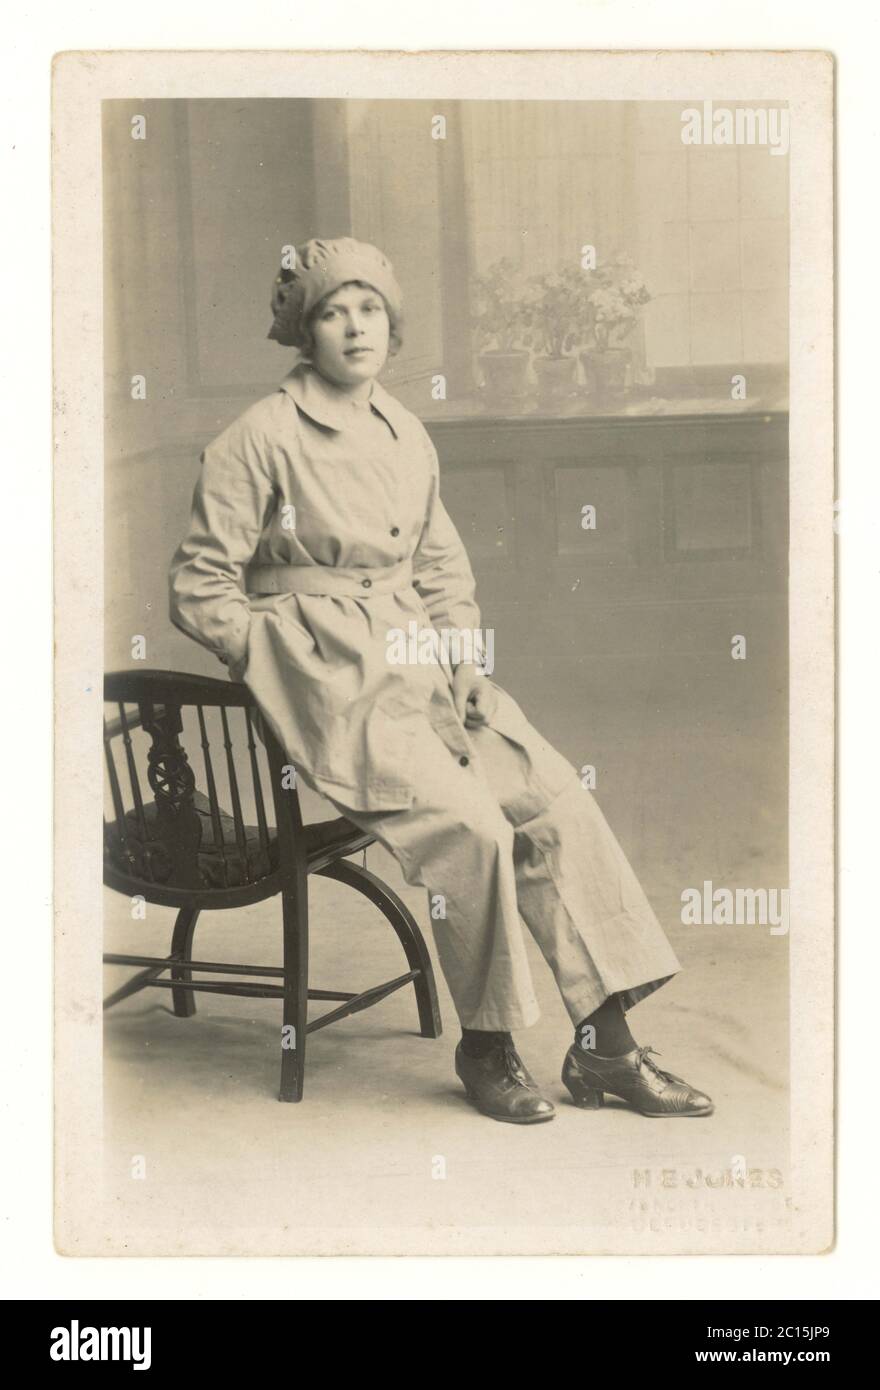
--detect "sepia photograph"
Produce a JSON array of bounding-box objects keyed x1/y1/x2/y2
[{"x1": 52, "y1": 49, "x2": 834, "y2": 1258}]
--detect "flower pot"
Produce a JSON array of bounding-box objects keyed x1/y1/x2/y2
[
  {"x1": 478, "y1": 351, "x2": 531, "y2": 409},
  {"x1": 580, "y1": 347, "x2": 631, "y2": 405},
  {"x1": 533, "y1": 354, "x2": 577, "y2": 404}
]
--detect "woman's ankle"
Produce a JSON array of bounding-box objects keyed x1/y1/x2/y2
[
  {"x1": 460, "y1": 1027, "x2": 514, "y2": 1058},
  {"x1": 574, "y1": 994, "x2": 635, "y2": 1057}
]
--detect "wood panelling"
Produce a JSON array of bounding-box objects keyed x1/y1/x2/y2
[{"x1": 426, "y1": 412, "x2": 788, "y2": 610}]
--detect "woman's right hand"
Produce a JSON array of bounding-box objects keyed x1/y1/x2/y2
[{"x1": 453, "y1": 661, "x2": 497, "y2": 727}]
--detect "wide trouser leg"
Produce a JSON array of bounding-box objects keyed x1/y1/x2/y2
[
  {"x1": 320, "y1": 691, "x2": 682, "y2": 1032},
  {"x1": 323, "y1": 723, "x2": 542, "y2": 1030},
  {"x1": 510, "y1": 781, "x2": 682, "y2": 1024},
  {"x1": 468, "y1": 709, "x2": 682, "y2": 1025}
]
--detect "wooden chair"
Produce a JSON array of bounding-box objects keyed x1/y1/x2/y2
[{"x1": 102, "y1": 669, "x2": 442, "y2": 1101}]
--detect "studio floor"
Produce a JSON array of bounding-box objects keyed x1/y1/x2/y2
[{"x1": 99, "y1": 606, "x2": 792, "y2": 1256}]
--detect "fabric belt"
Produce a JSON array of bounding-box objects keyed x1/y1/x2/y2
[{"x1": 245, "y1": 556, "x2": 415, "y2": 598}]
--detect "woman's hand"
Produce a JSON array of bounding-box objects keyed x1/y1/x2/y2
[{"x1": 452, "y1": 662, "x2": 498, "y2": 728}]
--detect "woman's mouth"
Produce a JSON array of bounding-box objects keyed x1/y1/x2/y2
[{"x1": 344, "y1": 347, "x2": 372, "y2": 357}]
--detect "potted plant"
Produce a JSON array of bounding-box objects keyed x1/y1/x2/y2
[
  {"x1": 470, "y1": 258, "x2": 533, "y2": 407},
  {"x1": 524, "y1": 264, "x2": 589, "y2": 404},
  {"x1": 579, "y1": 257, "x2": 652, "y2": 403}
]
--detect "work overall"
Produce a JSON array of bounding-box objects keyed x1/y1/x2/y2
[{"x1": 169, "y1": 361, "x2": 682, "y2": 1031}]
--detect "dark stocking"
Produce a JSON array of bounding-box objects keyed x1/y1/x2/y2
[
  {"x1": 575, "y1": 994, "x2": 635, "y2": 1057},
  {"x1": 460, "y1": 1028, "x2": 514, "y2": 1058}
]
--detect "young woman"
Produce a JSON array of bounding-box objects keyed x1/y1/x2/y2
[{"x1": 169, "y1": 236, "x2": 713, "y2": 1124}]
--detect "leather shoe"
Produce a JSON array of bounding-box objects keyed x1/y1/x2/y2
[
  {"x1": 562, "y1": 1042, "x2": 714, "y2": 1117},
  {"x1": 455, "y1": 1038, "x2": 555, "y2": 1124}
]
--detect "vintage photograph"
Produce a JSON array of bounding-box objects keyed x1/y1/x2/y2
[{"x1": 53, "y1": 51, "x2": 833, "y2": 1256}]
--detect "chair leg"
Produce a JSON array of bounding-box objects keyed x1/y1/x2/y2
[
  {"x1": 319, "y1": 860, "x2": 443, "y2": 1039},
  {"x1": 279, "y1": 884, "x2": 309, "y2": 1102},
  {"x1": 170, "y1": 907, "x2": 200, "y2": 1018}
]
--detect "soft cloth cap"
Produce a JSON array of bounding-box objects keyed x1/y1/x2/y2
[{"x1": 268, "y1": 236, "x2": 402, "y2": 348}]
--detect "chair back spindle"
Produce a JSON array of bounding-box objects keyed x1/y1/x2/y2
[
  {"x1": 196, "y1": 704, "x2": 231, "y2": 888},
  {"x1": 245, "y1": 708, "x2": 272, "y2": 864},
  {"x1": 219, "y1": 706, "x2": 250, "y2": 880}
]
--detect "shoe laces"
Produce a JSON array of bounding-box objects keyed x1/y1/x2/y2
[
  {"x1": 635, "y1": 1044, "x2": 680, "y2": 1087},
  {"x1": 496, "y1": 1039, "x2": 529, "y2": 1084}
]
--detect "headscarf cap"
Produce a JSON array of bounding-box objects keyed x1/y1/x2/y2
[{"x1": 268, "y1": 236, "x2": 402, "y2": 348}]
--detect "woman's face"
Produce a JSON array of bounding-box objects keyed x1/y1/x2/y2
[{"x1": 308, "y1": 282, "x2": 391, "y2": 388}]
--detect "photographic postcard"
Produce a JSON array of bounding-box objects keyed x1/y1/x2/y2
[{"x1": 53, "y1": 49, "x2": 834, "y2": 1256}]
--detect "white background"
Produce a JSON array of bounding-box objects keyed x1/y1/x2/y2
[{"x1": 5, "y1": 0, "x2": 874, "y2": 1300}]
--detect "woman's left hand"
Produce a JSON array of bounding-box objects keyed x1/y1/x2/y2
[{"x1": 452, "y1": 662, "x2": 498, "y2": 727}]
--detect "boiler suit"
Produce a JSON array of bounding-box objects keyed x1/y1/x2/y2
[{"x1": 169, "y1": 361, "x2": 682, "y2": 1030}]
